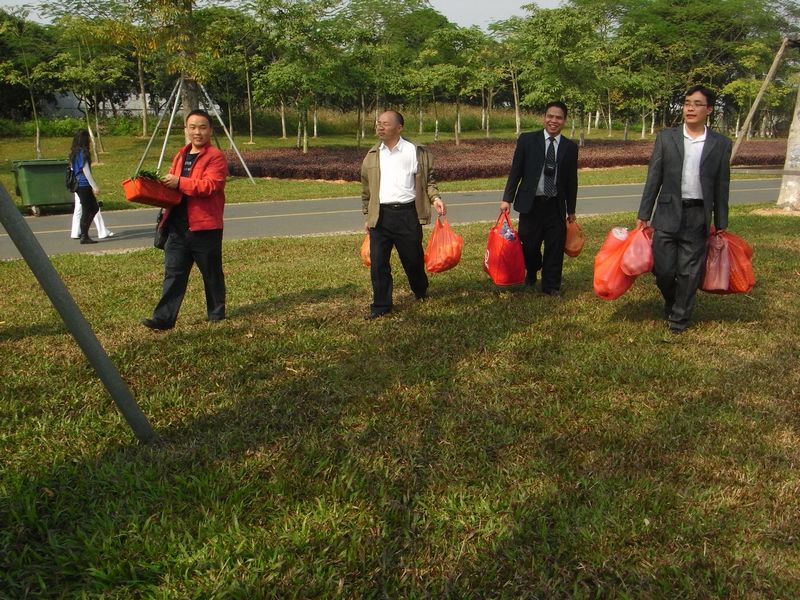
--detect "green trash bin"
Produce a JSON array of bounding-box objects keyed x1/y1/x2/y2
[{"x1": 11, "y1": 158, "x2": 75, "y2": 216}]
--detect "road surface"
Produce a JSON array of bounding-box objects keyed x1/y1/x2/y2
[{"x1": 0, "y1": 179, "x2": 782, "y2": 260}]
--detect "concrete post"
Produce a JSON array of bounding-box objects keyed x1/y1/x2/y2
[{"x1": 777, "y1": 82, "x2": 800, "y2": 210}]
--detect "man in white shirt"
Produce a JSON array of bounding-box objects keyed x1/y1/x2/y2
[
  {"x1": 361, "y1": 110, "x2": 446, "y2": 319},
  {"x1": 637, "y1": 85, "x2": 732, "y2": 333}
]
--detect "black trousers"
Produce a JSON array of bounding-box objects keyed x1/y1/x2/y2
[
  {"x1": 652, "y1": 205, "x2": 707, "y2": 331},
  {"x1": 75, "y1": 186, "x2": 99, "y2": 238},
  {"x1": 369, "y1": 203, "x2": 427, "y2": 314},
  {"x1": 518, "y1": 197, "x2": 566, "y2": 292},
  {"x1": 152, "y1": 228, "x2": 225, "y2": 326}
]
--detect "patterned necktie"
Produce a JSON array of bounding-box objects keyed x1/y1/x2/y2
[{"x1": 544, "y1": 136, "x2": 557, "y2": 197}]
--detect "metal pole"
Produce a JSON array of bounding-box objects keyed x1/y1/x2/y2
[
  {"x1": 198, "y1": 82, "x2": 256, "y2": 184},
  {"x1": 158, "y1": 78, "x2": 184, "y2": 172},
  {"x1": 730, "y1": 38, "x2": 789, "y2": 164},
  {"x1": 133, "y1": 78, "x2": 181, "y2": 177},
  {"x1": 0, "y1": 184, "x2": 156, "y2": 444}
]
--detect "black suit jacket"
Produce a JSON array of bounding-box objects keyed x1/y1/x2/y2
[
  {"x1": 502, "y1": 130, "x2": 579, "y2": 219},
  {"x1": 637, "y1": 126, "x2": 731, "y2": 234}
]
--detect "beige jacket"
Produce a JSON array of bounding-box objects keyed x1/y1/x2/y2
[{"x1": 361, "y1": 140, "x2": 442, "y2": 228}]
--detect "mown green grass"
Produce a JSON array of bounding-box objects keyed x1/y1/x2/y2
[{"x1": 2, "y1": 205, "x2": 800, "y2": 597}]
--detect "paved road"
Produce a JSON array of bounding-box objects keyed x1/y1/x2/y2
[{"x1": 0, "y1": 179, "x2": 782, "y2": 260}]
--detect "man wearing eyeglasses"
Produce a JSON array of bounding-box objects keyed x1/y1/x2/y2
[{"x1": 636, "y1": 85, "x2": 732, "y2": 334}]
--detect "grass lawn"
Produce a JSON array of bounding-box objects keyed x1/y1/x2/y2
[{"x1": 2, "y1": 205, "x2": 800, "y2": 597}]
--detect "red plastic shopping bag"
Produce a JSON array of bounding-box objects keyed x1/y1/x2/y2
[
  {"x1": 725, "y1": 231, "x2": 755, "y2": 293},
  {"x1": 594, "y1": 227, "x2": 635, "y2": 300},
  {"x1": 425, "y1": 217, "x2": 463, "y2": 273},
  {"x1": 360, "y1": 233, "x2": 370, "y2": 267},
  {"x1": 564, "y1": 220, "x2": 585, "y2": 257},
  {"x1": 620, "y1": 225, "x2": 654, "y2": 276},
  {"x1": 701, "y1": 229, "x2": 755, "y2": 294},
  {"x1": 484, "y1": 212, "x2": 526, "y2": 285},
  {"x1": 701, "y1": 231, "x2": 730, "y2": 292}
]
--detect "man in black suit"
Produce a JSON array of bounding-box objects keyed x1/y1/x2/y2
[
  {"x1": 637, "y1": 85, "x2": 731, "y2": 334},
  {"x1": 501, "y1": 101, "x2": 579, "y2": 296}
]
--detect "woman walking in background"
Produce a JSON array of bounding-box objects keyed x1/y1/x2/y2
[
  {"x1": 69, "y1": 129, "x2": 101, "y2": 244},
  {"x1": 70, "y1": 197, "x2": 114, "y2": 240}
]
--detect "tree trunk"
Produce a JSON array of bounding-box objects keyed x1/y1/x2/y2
[
  {"x1": 650, "y1": 109, "x2": 655, "y2": 134},
  {"x1": 641, "y1": 111, "x2": 647, "y2": 139},
  {"x1": 432, "y1": 92, "x2": 439, "y2": 142},
  {"x1": 481, "y1": 88, "x2": 486, "y2": 131},
  {"x1": 181, "y1": 75, "x2": 200, "y2": 118},
  {"x1": 227, "y1": 95, "x2": 234, "y2": 144},
  {"x1": 245, "y1": 58, "x2": 255, "y2": 144},
  {"x1": 361, "y1": 92, "x2": 367, "y2": 140},
  {"x1": 486, "y1": 87, "x2": 494, "y2": 139},
  {"x1": 623, "y1": 119, "x2": 629, "y2": 141},
  {"x1": 296, "y1": 110, "x2": 301, "y2": 149},
  {"x1": 28, "y1": 86, "x2": 42, "y2": 159},
  {"x1": 454, "y1": 98, "x2": 460, "y2": 146},
  {"x1": 777, "y1": 84, "x2": 800, "y2": 211},
  {"x1": 137, "y1": 56, "x2": 148, "y2": 137},
  {"x1": 511, "y1": 67, "x2": 521, "y2": 135},
  {"x1": 280, "y1": 99, "x2": 287, "y2": 139},
  {"x1": 92, "y1": 92, "x2": 105, "y2": 157},
  {"x1": 418, "y1": 96, "x2": 423, "y2": 135},
  {"x1": 587, "y1": 112, "x2": 591, "y2": 135},
  {"x1": 302, "y1": 108, "x2": 308, "y2": 154},
  {"x1": 356, "y1": 100, "x2": 362, "y2": 148},
  {"x1": 313, "y1": 105, "x2": 318, "y2": 138}
]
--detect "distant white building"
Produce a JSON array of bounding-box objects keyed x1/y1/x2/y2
[{"x1": 43, "y1": 92, "x2": 151, "y2": 118}]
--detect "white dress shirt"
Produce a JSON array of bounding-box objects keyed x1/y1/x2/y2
[
  {"x1": 536, "y1": 131, "x2": 561, "y2": 196},
  {"x1": 379, "y1": 137, "x2": 417, "y2": 204},
  {"x1": 681, "y1": 124, "x2": 706, "y2": 199}
]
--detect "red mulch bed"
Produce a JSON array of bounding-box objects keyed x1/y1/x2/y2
[{"x1": 228, "y1": 138, "x2": 786, "y2": 182}]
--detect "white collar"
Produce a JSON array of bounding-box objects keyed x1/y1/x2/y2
[{"x1": 683, "y1": 124, "x2": 707, "y2": 142}]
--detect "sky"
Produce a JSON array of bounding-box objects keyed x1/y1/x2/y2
[
  {"x1": 428, "y1": 0, "x2": 561, "y2": 29},
  {"x1": 0, "y1": 0, "x2": 564, "y2": 28}
]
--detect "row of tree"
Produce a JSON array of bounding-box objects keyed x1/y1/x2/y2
[{"x1": 1, "y1": 0, "x2": 799, "y2": 155}]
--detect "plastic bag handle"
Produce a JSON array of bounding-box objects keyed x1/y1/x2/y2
[{"x1": 495, "y1": 211, "x2": 513, "y2": 229}]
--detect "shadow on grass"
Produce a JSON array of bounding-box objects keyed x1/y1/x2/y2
[{"x1": 3, "y1": 216, "x2": 799, "y2": 597}]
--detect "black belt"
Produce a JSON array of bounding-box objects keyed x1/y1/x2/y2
[
  {"x1": 535, "y1": 195, "x2": 559, "y2": 201},
  {"x1": 382, "y1": 202, "x2": 416, "y2": 210},
  {"x1": 681, "y1": 198, "x2": 704, "y2": 208}
]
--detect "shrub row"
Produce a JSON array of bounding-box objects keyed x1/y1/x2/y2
[{"x1": 230, "y1": 138, "x2": 787, "y2": 182}]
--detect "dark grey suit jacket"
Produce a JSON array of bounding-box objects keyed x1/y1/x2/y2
[
  {"x1": 637, "y1": 126, "x2": 732, "y2": 234},
  {"x1": 502, "y1": 130, "x2": 579, "y2": 219}
]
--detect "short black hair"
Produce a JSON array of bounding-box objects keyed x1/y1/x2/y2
[
  {"x1": 684, "y1": 85, "x2": 716, "y2": 108},
  {"x1": 384, "y1": 110, "x2": 404, "y2": 127},
  {"x1": 186, "y1": 109, "x2": 213, "y2": 126},
  {"x1": 545, "y1": 101, "x2": 568, "y2": 118}
]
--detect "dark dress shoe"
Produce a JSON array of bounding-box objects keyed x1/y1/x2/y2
[
  {"x1": 79, "y1": 235, "x2": 98, "y2": 244},
  {"x1": 365, "y1": 311, "x2": 390, "y2": 320},
  {"x1": 542, "y1": 289, "x2": 561, "y2": 297},
  {"x1": 141, "y1": 318, "x2": 174, "y2": 331}
]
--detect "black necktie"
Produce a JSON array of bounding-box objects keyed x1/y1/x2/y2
[{"x1": 544, "y1": 136, "x2": 557, "y2": 197}]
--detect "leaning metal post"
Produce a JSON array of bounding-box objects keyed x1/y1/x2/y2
[
  {"x1": 198, "y1": 82, "x2": 257, "y2": 184},
  {"x1": 0, "y1": 184, "x2": 156, "y2": 444}
]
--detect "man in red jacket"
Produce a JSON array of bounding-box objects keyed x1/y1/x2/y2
[{"x1": 142, "y1": 109, "x2": 228, "y2": 330}]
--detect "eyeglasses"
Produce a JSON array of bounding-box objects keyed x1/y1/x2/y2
[{"x1": 683, "y1": 101, "x2": 708, "y2": 108}]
